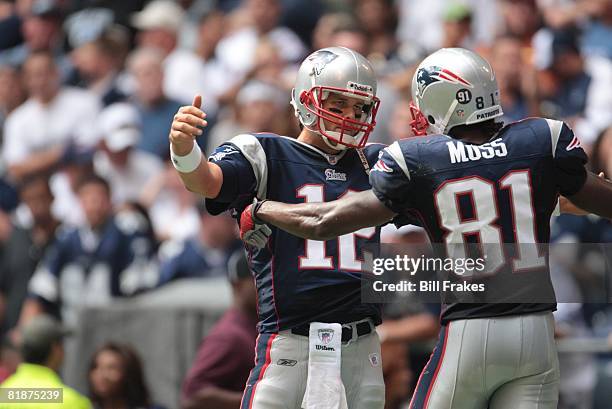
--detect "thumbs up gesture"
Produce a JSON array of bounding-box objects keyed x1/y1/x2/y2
[{"x1": 169, "y1": 95, "x2": 208, "y2": 156}]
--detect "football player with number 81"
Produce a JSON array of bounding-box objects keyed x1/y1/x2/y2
[{"x1": 240, "y1": 48, "x2": 612, "y2": 409}]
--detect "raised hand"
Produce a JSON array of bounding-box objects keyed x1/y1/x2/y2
[{"x1": 169, "y1": 95, "x2": 208, "y2": 156}]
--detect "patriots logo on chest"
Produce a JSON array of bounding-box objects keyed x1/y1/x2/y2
[{"x1": 416, "y1": 66, "x2": 473, "y2": 97}]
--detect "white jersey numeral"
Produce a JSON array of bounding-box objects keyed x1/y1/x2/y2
[
  {"x1": 434, "y1": 170, "x2": 545, "y2": 276},
  {"x1": 338, "y1": 190, "x2": 376, "y2": 271},
  {"x1": 296, "y1": 185, "x2": 374, "y2": 271},
  {"x1": 500, "y1": 170, "x2": 546, "y2": 271}
]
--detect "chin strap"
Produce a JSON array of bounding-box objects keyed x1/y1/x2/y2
[
  {"x1": 356, "y1": 148, "x2": 370, "y2": 175},
  {"x1": 321, "y1": 133, "x2": 349, "y2": 151},
  {"x1": 439, "y1": 100, "x2": 459, "y2": 134}
]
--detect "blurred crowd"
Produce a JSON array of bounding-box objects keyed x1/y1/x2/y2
[{"x1": 0, "y1": 0, "x2": 611, "y2": 408}]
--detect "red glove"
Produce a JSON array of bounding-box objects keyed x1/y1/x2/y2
[{"x1": 240, "y1": 199, "x2": 271, "y2": 248}]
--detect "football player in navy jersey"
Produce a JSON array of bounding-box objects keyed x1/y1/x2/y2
[
  {"x1": 242, "y1": 48, "x2": 612, "y2": 409},
  {"x1": 169, "y1": 47, "x2": 386, "y2": 409},
  {"x1": 21, "y1": 175, "x2": 158, "y2": 328}
]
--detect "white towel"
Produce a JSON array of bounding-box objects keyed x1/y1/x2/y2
[{"x1": 301, "y1": 322, "x2": 348, "y2": 409}]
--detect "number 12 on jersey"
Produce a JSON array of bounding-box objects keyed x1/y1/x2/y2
[{"x1": 297, "y1": 185, "x2": 375, "y2": 271}]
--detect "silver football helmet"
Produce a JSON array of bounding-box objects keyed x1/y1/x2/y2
[
  {"x1": 410, "y1": 48, "x2": 503, "y2": 136},
  {"x1": 291, "y1": 47, "x2": 380, "y2": 150}
]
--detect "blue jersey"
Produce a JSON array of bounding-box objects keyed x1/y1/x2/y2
[
  {"x1": 206, "y1": 133, "x2": 384, "y2": 333},
  {"x1": 370, "y1": 118, "x2": 588, "y2": 324},
  {"x1": 27, "y1": 216, "x2": 155, "y2": 323},
  {"x1": 158, "y1": 238, "x2": 242, "y2": 285}
]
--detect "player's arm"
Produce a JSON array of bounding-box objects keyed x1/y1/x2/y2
[
  {"x1": 169, "y1": 95, "x2": 223, "y2": 198},
  {"x1": 557, "y1": 172, "x2": 606, "y2": 215},
  {"x1": 7, "y1": 146, "x2": 64, "y2": 182},
  {"x1": 376, "y1": 313, "x2": 440, "y2": 343},
  {"x1": 246, "y1": 142, "x2": 415, "y2": 242},
  {"x1": 254, "y1": 190, "x2": 396, "y2": 241},
  {"x1": 565, "y1": 172, "x2": 612, "y2": 219},
  {"x1": 549, "y1": 121, "x2": 612, "y2": 218}
]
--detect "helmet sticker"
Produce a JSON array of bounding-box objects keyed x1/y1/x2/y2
[
  {"x1": 456, "y1": 89, "x2": 472, "y2": 104},
  {"x1": 416, "y1": 66, "x2": 473, "y2": 97},
  {"x1": 308, "y1": 50, "x2": 339, "y2": 76},
  {"x1": 347, "y1": 81, "x2": 374, "y2": 96}
]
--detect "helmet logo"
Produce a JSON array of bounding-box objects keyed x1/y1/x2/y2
[
  {"x1": 308, "y1": 50, "x2": 339, "y2": 76},
  {"x1": 416, "y1": 66, "x2": 473, "y2": 97}
]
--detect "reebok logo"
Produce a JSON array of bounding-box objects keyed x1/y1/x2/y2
[
  {"x1": 277, "y1": 359, "x2": 298, "y2": 367},
  {"x1": 347, "y1": 81, "x2": 374, "y2": 96}
]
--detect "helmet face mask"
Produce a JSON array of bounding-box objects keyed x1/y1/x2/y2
[
  {"x1": 409, "y1": 100, "x2": 429, "y2": 136},
  {"x1": 410, "y1": 48, "x2": 504, "y2": 136},
  {"x1": 300, "y1": 86, "x2": 380, "y2": 149},
  {"x1": 291, "y1": 47, "x2": 380, "y2": 150}
]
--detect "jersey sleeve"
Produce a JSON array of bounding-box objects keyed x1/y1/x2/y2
[
  {"x1": 157, "y1": 241, "x2": 187, "y2": 286},
  {"x1": 27, "y1": 239, "x2": 66, "y2": 306},
  {"x1": 548, "y1": 120, "x2": 588, "y2": 196},
  {"x1": 205, "y1": 134, "x2": 265, "y2": 215},
  {"x1": 369, "y1": 141, "x2": 416, "y2": 214}
]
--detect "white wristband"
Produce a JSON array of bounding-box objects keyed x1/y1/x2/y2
[{"x1": 170, "y1": 143, "x2": 203, "y2": 173}]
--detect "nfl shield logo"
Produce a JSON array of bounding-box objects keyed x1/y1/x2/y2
[
  {"x1": 369, "y1": 353, "x2": 380, "y2": 367},
  {"x1": 318, "y1": 329, "x2": 334, "y2": 345}
]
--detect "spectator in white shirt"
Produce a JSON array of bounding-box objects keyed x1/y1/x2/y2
[
  {"x1": 69, "y1": 25, "x2": 130, "y2": 107},
  {"x1": 125, "y1": 47, "x2": 184, "y2": 160},
  {"x1": 215, "y1": 0, "x2": 307, "y2": 79},
  {"x1": 2, "y1": 51, "x2": 100, "y2": 182},
  {"x1": 93, "y1": 102, "x2": 164, "y2": 206},
  {"x1": 0, "y1": 65, "x2": 26, "y2": 169},
  {"x1": 206, "y1": 80, "x2": 288, "y2": 152},
  {"x1": 141, "y1": 164, "x2": 201, "y2": 243},
  {"x1": 130, "y1": 0, "x2": 220, "y2": 118},
  {"x1": 163, "y1": 9, "x2": 231, "y2": 114}
]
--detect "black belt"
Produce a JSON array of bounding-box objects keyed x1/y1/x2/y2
[{"x1": 291, "y1": 321, "x2": 373, "y2": 343}]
